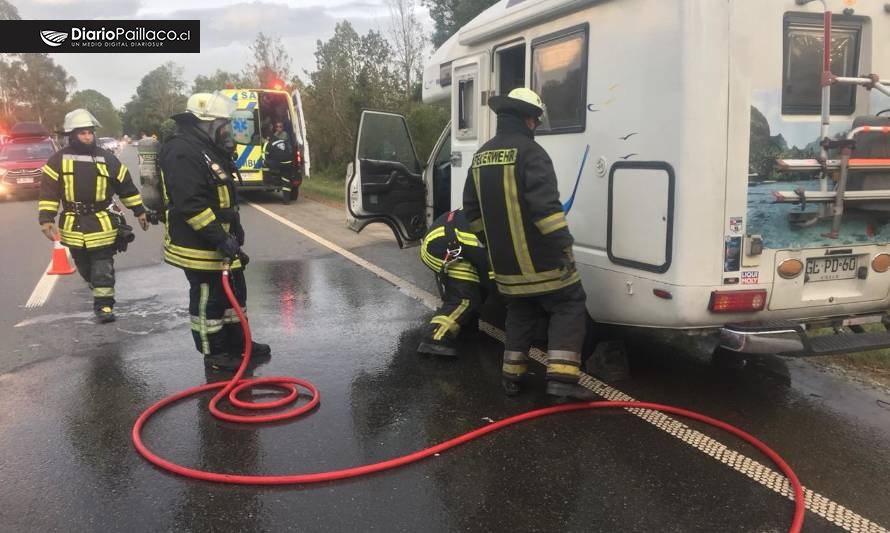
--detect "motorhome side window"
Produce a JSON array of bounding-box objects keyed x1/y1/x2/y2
[
  {"x1": 458, "y1": 78, "x2": 475, "y2": 138},
  {"x1": 782, "y1": 13, "x2": 863, "y2": 115},
  {"x1": 532, "y1": 25, "x2": 588, "y2": 135}
]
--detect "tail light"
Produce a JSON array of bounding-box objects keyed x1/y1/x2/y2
[
  {"x1": 708, "y1": 290, "x2": 767, "y2": 313},
  {"x1": 294, "y1": 149, "x2": 302, "y2": 165}
]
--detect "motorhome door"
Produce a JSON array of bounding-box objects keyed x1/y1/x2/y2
[
  {"x1": 346, "y1": 110, "x2": 425, "y2": 248},
  {"x1": 450, "y1": 56, "x2": 488, "y2": 209}
]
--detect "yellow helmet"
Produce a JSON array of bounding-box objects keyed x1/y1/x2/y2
[
  {"x1": 488, "y1": 87, "x2": 545, "y2": 118},
  {"x1": 184, "y1": 91, "x2": 236, "y2": 121},
  {"x1": 63, "y1": 108, "x2": 102, "y2": 133}
]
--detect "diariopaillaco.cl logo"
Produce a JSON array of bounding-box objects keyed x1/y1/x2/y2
[{"x1": 39, "y1": 30, "x2": 68, "y2": 47}]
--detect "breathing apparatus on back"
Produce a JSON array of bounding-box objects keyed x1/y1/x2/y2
[{"x1": 142, "y1": 92, "x2": 239, "y2": 224}]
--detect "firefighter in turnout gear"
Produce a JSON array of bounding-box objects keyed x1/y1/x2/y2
[
  {"x1": 262, "y1": 137, "x2": 296, "y2": 204},
  {"x1": 462, "y1": 88, "x2": 594, "y2": 401},
  {"x1": 417, "y1": 209, "x2": 493, "y2": 358},
  {"x1": 38, "y1": 108, "x2": 149, "y2": 323},
  {"x1": 158, "y1": 92, "x2": 271, "y2": 371}
]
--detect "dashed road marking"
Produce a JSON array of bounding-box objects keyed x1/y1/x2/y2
[
  {"x1": 252, "y1": 202, "x2": 889, "y2": 533},
  {"x1": 24, "y1": 260, "x2": 60, "y2": 309}
]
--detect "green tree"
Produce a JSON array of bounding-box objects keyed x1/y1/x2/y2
[
  {"x1": 243, "y1": 32, "x2": 292, "y2": 89},
  {"x1": 404, "y1": 103, "x2": 448, "y2": 163},
  {"x1": 387, "y1": 0, "x2": 427, "y2": 98},
  {"x1": 192, "y1": 70, "x2": 251, "y2": 93},
  {"x1": 122, "y1": 62, "x2": 187, "y2": 136},
  {"x1": 0, "y1": 54, "x2": 74, "y2": 127},
  {"x1": 68, "y1": 89, "x2": 122, "y2": 137},
  {"x1": 422, "y1": 0, "x2": 497, "y2": 48},
  {"x1": 304, "y1": 22, "x2": 404, "y2": 170},
  {"x1": 0, "y1": 0, "x2": 20, "y2": 20}
]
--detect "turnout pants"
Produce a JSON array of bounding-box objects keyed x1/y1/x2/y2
[
  {"x1": 184, "y1": 269, "x2": 248, "y2": 357},
  {"x1": 502, "y1": 282, "x2": 588, "y2": 384},
  {"x1": 70, "y1": 246, "x2": 116, "y2": 310},
  {"x1": 428, "y1": 273, "x2": 484, "y2": 341}
]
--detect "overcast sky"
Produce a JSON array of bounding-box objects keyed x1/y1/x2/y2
[{"x1": 12, "y1": 0, "x2": 434, "y2": 108}]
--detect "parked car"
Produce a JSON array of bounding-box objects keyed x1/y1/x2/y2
[
  {"x1": 0, "y1": 123, "x2": 58, "y2": 200},
  {"x1": 98, "y1": 137, "x2": 120, "y2": 153}
]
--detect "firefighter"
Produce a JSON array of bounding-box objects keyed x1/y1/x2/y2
[
  {"x1": 38, "y1": 108, "x2": 149, "y2": 323},
  {"x1": 262, "y1": 136, "x2": 296, "y2": 204},
  {"x1": 417, "y1": 208, "x2": 493, "y2": 358},
  {"x1": 462, "y1": 88, "x2": 595, "y2": 401},
  {"x1": 158, "y1": 92, "x2": 271, "y2": 371}
]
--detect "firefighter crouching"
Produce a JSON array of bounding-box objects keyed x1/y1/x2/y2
[
  {"x1": 463, "y1": 88, "x2": 595, "y2": 401},
  {"x1": 38, "y1": 108, "x2": 149, "y2": 323},
  {"x1": 417, "y1": 209, "x2": 494, "y2": 358},
  {"x1": 158, "y1": 92, "x2": 271, "y2": 371},
  {"x1": 262, "y1": 137, "x2": 297, "y2": 204}
]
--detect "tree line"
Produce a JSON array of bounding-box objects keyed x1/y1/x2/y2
[{"x1": 0, "y1": 0, "x2": 497, "y2": 172}]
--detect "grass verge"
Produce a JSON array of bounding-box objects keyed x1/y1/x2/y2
[
  {"x1": 810, "y1": 325, "x2": 890, "y2": 389},
  {"x1": 302, "y1": 169, "x2": 345, "y2": 207}
]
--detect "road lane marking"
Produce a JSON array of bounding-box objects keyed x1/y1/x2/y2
[
  {"x1": 248, "y1": 203, "x2": 439, "y2": 309},
  {"x1": 24, "y1": 261, "x2": 60, "y2": 309},
  {"x1": 252, "y1": 202, "x2": 889, "y2": 533}
]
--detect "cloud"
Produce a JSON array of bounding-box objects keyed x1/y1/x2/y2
[{"x1": 23, "y1": 0, "x2": 432, "y2": 108}]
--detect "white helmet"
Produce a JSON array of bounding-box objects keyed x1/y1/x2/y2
[
  {"x1": 63, "y1": 108, "x2": 102, "y2": 133},
  {"x1": 184, "y1": 92, "x2": 236, "y2": 121}
]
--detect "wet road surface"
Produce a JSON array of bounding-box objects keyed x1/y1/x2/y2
[{"x1": 1, "y1": 155, "x2": 889, "y2": 532}]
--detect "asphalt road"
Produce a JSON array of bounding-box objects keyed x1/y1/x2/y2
[{"x1": 0, "y1": 146, "x2": 889, "y2": 532}]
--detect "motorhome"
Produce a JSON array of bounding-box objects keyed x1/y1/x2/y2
[
  {"x1": 346, "y1": 0, "x2": 890, "y2": 357},
  {"x1": 222, "y1": 88, "x2": 310, "y2": 203}
]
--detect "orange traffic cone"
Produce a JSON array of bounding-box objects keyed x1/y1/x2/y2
[{"x1": 47, "y1": 234, "x2": 76, "y2": 275}]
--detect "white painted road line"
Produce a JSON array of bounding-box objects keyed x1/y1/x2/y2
[
  {"x1": 252, "y1": 202, "x2": 889, "y2": 533},
  {"x1": 24, "y1": 260, "x2": 60, "y2": 309}
]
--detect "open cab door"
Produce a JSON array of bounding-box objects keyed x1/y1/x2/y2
[{"x1": 346, "y1": 111, "x2": 426, "y2": 247}]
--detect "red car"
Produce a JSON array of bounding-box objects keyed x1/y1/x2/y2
[{"x1": 0, "y1": 123, "x2": 58, "y2": 200}]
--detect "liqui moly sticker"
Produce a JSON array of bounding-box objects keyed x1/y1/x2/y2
[{"x1": 741, "y1": 271, "x2": 759, "y2": 285}]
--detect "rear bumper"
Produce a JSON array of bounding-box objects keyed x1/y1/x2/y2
[
  {"x1": 720, "y1": 314, "x2": 890, "y2": 356},
  {"x1": 719, "y1": 325, "x2": 805, "y2": 354}
]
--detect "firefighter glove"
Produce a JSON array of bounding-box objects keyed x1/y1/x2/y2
[
  {"x1": 218, "y1": 234, "x2": 241, "y2": 260},
  {"x1": 40, "y1": 222, "x2": 57, "y2": 241},
  {"x1": 238, "y1": 251, "x2": 250, "y2": 267}
]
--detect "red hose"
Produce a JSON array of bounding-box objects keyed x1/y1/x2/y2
[{"x1": 132, "y1": 270, "x2": 805, "y2": 532}]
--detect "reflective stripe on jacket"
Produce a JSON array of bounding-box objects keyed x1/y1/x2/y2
[
  {"x1": 38, "y1": 148, "x2": 145, "y2": 250},
  {"x1": 462, "y1": 114, "x2": 578, "y2": 296},
  {"x1": 159, "y1": 128, "x2": 243, "y2": 272}
]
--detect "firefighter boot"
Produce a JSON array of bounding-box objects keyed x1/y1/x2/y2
[
  {"x1": 243, "y1": 342, "x2": 272, "y2": 368},
  {"x1": 502, "y1": 350, "x2": 529, "y2": 397},
  {"x1": 545, "y1": 380, "x2": 598, "y2": 401},
  {"x1": 204, "y1": 353, "x2": 245, "y2": 372},
  {"x1": 417, "y1": 336, "x2": 458, "y2": 358},
  {"x1": 95, "y1": 306, "x2": 116, "y2": 324},
  {"x1": 501, "y1": 378, "x2": 522, "y2": 397}
]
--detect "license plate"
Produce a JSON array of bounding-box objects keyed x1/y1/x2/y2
[
  {"x1": 806, "y1": 256, "x2": 858, "y2": 282},
  {"x1": 16, "y1": 177, "x2": 34, "y2": 184}
]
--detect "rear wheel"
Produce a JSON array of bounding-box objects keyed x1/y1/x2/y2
[{"x1": 282, "y1": 185, "x2": 299, "y2": 204}]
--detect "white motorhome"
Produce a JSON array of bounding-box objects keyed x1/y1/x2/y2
[{"x1": 346, "y1": 0, "x2": 890, "y2": 357}]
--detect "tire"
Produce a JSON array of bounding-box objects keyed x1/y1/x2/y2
[{"x1": 289, "y1": 185, "x2": 299, "y2": 202}]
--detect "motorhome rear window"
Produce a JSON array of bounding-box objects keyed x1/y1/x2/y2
[
  {"x1": 782, "y1": 13, "x2": 863, "y2": 116},
  {"x1": 532, "y1": 24, "x2": 588, "y2": 135}
]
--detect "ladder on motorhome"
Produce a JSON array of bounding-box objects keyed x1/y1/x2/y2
[{"x1": 773, "y1": 1, "x2": 890, "y2": 238}]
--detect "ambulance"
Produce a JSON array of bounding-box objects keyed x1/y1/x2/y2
[{"x1": 222, "y1": 88, "x2": 310, "y2": 202}]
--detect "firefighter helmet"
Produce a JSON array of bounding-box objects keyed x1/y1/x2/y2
[
  {"x1": 184, "y1": 92, "x2": 236, "y2": 121},
  {"x1": 63, "y1": 108, "x2": 102, "y2": 133},
  {"x1": 488, "y1": 88, "x2": 545, "y2": 118}
]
